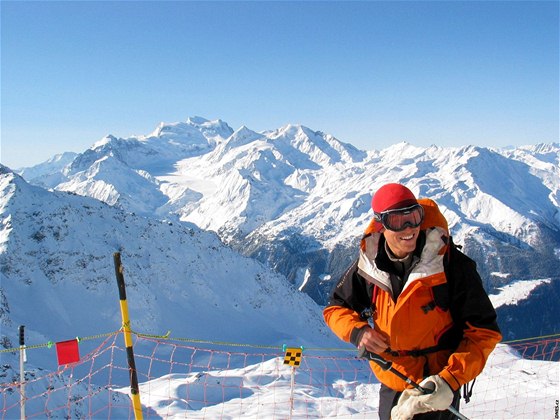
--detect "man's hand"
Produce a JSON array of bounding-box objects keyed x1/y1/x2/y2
[
  {"x1": 357, "y1": 326, "x2": 389, "y2": 354},
  {"x1": 390, "y1": 375, "x2": 454, "y2": 420}
]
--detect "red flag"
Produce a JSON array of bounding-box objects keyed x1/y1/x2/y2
[{"x1": 55, "y1": 339, "x2": 80, "y2": 365}]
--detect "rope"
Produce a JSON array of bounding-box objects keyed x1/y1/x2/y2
[
  {"x1": 0, "y1": 330, "x2": 120, "y2": 354},
  {"x1": 130, "y1": 329, "x2": 359, "y2": 352},
  {"x1": 2, "y1": 328, "x2": 558, "y2": 355},
  {"x1": 501, "y1": 333, "x2": 560, "y2": 344},
  {"x1": 131, "y1": 330, "x2": 560, "y2": 353},
  {"x1": 136, "y1": 332, "x2": 285, "y2": 350}
]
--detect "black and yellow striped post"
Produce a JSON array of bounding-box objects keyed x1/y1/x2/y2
[
  {"x1": 113, "y1": 252, "x2": 143, "y2": 420},
  {"x1": 19, "y1": 325, "x2": 26, "y2": 420}
]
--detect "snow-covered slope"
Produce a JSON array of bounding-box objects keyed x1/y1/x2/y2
[
  {"x1": 14, "y1": 117, "x2": 560, "y2": 340},
  {"x1": 0, "y1": 165, "x2": 338, "y2": 372}
]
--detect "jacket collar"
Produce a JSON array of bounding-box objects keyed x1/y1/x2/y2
[{"x1": 358, "y1": 227, "x2": 447, "y2": 296}]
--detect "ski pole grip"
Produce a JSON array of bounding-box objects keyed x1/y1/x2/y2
[
  {"x1": 358, "y1": 347, "x2": 394, "y2": 370},
  {"x1": 357, "y1": 346, "x2": 367, "y2": 359},
  {"x1": 19, "y1": 325, "x2": 25, "y2": 346},
  {"x1": 419, "y1": 382, "x2": 435, "y2": 395}
]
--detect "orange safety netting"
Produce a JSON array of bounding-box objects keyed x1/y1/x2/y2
[{"x1": 1, "y1": 334, "x2": 559, "y2": 419}]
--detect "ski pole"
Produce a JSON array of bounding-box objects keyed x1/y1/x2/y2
[{"x1": 358, "y1": 347, "x2": 469, "y2": 420}]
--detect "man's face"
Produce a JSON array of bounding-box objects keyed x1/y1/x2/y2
[{"x1": 383, "y1": 225, "x2": 421, "y2": 258}]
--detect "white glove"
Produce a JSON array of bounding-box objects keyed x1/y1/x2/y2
[{"x1": 390, "y1": 375, "x2": 454, "y2": 420}]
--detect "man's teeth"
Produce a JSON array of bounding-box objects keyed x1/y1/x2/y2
[{"x1": 400, "y1": 234, "x2": 414, "y2": 240}]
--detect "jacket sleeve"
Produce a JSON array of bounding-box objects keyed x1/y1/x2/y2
[
  {"x1": 439, "y1": 248, "x2": 502, "y2": 390},
  {"x1": 323, "y1": 260, "x2": 374, "y2": 347}
]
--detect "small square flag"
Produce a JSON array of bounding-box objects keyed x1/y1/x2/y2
[
  {"x1": 283, "y1": 347, "x2": 303, "y2": 367},
  {"x1": 55, "y1": 339, "x2": 80, "y2": 365}
]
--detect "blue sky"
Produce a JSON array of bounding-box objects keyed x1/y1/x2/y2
[{"x1": 2, "y1": 1, "x2": 558, "y2": 168}]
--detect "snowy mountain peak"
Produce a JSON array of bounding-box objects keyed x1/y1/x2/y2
[
  {"x1": 92, "y1": 134, "x2": 118, "y2": 149},
  {"x1": 228, "y1": 125, "x2": 264, "y2": 146},
  {"x1": 264, "y1": 123, "x2": 366, "y2": 165},
  {"x1": 0, "y1": 164, "x2": 15, "y2": 176},
  {"x1": 0, "y1": 164, "x2": 34, "y2": 194},
  {"x1": 208, "y1": 126, "x2": 266, "y2": 161},
  {"x1": 12, "y1": 117, "x2": 560, "y2": 341},
  {"x1": 380, "y1": 141, "x2": 425, "y2": 157},
  {"x1": 148, "y1": 121, "x2": 211, "y2": 143},
  {"x1": 520, "y1": 142, "x2": 559, "y2": 154},
  {"x1": 186, "y1": 115, "x2": 210, "y2": 125}
]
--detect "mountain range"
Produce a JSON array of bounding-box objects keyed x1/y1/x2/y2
[{"x1": 10, "y1": 116, "x2": 560, "y2": 344}]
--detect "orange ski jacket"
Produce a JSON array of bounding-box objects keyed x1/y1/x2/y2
[{"x1": 323, "y1": 199, "x2": 502, "y2": 391}]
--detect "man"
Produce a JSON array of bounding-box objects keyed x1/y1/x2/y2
[{"x1": 323, "y1": 183, "x2": 502, "y2": 420}]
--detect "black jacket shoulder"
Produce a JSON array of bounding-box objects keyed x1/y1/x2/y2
[
  {"x1": 445, "y1": 245, "x2": 501, "y2": 334},
  {"x1": 326, "y1": 259, "x2": 373, "y2": 317}
]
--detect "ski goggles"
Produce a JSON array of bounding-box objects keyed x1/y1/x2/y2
[{"x1": 374, "y1": 204, "x2": 425, "y2": 232}]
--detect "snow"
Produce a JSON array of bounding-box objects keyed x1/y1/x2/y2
[
  {"x1": 2, "y1": 119, "x2": 559, "y2": 418},
  {"x1": 16, "y1": 120, "x2": 559, "y2": 254},
  {"x1": 106, "y1": 341, "x2": 558, "y2": 419},
  {"x1": 0, "y1": 167, "x2": 336, "y2": 351},
  {"x1": 122, "y1": 356, "x2": 381, "y2": 419},
  {"x1": 489, "y1": 278, "x2": 552, "y2": 308},
  {"x1": 12, "y1": 119, "x2": 559, "y2": 339}
]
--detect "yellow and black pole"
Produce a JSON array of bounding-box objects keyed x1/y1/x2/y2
[
  {"x1": 19, "y1": 325, "x2": 26, "y2": 420},
  {"x1": 113, "y1": 252, "x2": 143, "y2": 420}
]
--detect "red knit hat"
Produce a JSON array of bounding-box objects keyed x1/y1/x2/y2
[{"x1": 371, "y1": 183, "x2": 418, "y2": 214}]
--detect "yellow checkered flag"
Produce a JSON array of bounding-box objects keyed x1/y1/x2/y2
[{"x1": 283, "y1": 346, "x2": 303, "y2": 367}]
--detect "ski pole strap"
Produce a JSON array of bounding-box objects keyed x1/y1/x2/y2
[{"x1": 462, "y1": 378, "x2": 476, "y2": 403}]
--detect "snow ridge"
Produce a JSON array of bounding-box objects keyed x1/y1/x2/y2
[{"x1": 13, "y1": 120, "x2": 560, "y2": 338}]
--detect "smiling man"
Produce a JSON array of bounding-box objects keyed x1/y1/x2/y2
[{"x1": 323, "y1": 183, "x2": 501, "y2": 420}]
